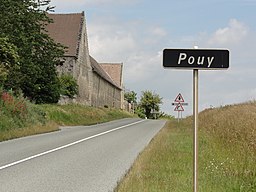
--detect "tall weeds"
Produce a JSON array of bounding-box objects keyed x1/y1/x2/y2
[
  {"x1": 0, "y1": 89, "x2": 49, "y2": 140},
  {"x1": 195, "y1": 101, "x2": 256, "y2": 191}
]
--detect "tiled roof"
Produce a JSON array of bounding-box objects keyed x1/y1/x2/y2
[
  {"x1": 90, "y1": 57, "x2": 122, "y2": 90},
  {"x1": 45, "y1": 13, "x2": 84, "y2": 56},
  {"x1": 100, "y1": 63, "x2": 123, "y2": 87}
]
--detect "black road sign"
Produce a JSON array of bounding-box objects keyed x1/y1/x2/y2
[
  {"x1": 163, "y1": 49, "x2": 229, "y2": 69},
  {"x1": 172, "y1": 103, "x2": 188, "y2": 106}
]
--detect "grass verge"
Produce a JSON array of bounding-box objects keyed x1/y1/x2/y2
[
  {"x1": 38, "y1": 104, "x2": 133, "y2": 126},
  {"x1": 115, "y1": 120, "x2": 193, "y2": 192},
  {"x1": 1, "y1": 100, "x2": 133, "y2": 142},
  {"x1": 0, "y1": 122, "x2": 58, "y2": 141},
  {"x1": 115, "y1": 101, "x2": 256, "y2": 192}
]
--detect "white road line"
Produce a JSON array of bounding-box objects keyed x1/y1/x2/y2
[{"x1": 0, "y1": 119, "x2": 145, "y2": 171}]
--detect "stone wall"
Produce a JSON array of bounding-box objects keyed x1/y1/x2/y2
[
  {"x1": 56, "y1": 57, "x2": 76, "y2": 76},
  {"x1": 75, "y1": 14, "x2": 93, "y2": 105},
  {"x1": 91, "y1": 72, "x2": 121, "y2": 108}
]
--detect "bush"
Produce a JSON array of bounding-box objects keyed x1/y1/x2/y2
[
  {"x1": 0, "y1": 91, "x2": 27, "y2": 118},
  {"x1": 59, "y1": 75, "x2": 78, "y2": 98},
  {"x1": 0, "y1": 89, "x2": 46, "y2": 131},
  {"x1": 135, "y1": 107, "x2": 146, "y2": 119}
]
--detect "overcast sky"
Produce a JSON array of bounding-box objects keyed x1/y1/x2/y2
[{"x1": 50, "y1": 0, "x2": 256, "y2": 117}]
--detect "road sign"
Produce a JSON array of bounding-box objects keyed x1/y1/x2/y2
[
  {"x1": 173, "y1": 93, "x2": 187, "y2": 112},
  {"x1": 174, "y1": 103, "x2": 184, "y2": 111},
  {"x1": 172, "y1": 102, "x2": 188, "y2": 106},
  {"x1": 175, "y1": 93, "x2": 185, "y2": 102},
  {"x1": 163, "y1": 46, "x2": 229, "y2": 192},
  {"x1": 163, "y1": 49, "x2": 229, "y2": 69}
]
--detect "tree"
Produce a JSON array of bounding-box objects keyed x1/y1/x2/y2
[
  {"x1": 0, "y1": 0, "x2": 64, "y2": 103},
  {"x1": 0, "y1": 38, "x2": 20, "y2": 86},
  {"x1": 124, "y1": 90, "x2": 137, "y2": 103},
  {"x1": 139, "y1": 90, "x2": 163, "y2": 119},
  {"x1": 125, "y1": 90, "x2": 137, "y2": 114}
]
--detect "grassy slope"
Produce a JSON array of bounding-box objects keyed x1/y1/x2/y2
[
  {"x1": 38, "y1": 104, "x2": 133, "y2": 126},
  {"x1": 115, "y1": 101, "x2": 256, "y2": 192},
  {"x1": 0, "y1": 104, "x2": 133, "y2": 142},
  {"x1": 198, "y1": 101, "x2": 256, "y2": 191}
]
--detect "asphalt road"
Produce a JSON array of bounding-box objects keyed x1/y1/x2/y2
[{"x1": 0, "y1": 118, "x2": 166, "y2": 192}]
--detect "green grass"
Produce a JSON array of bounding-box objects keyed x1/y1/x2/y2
[
  {"x1": 115, "y1": 120, "x2": 193, "y2": 192},
  {"x1": 0, "y1": 92, "x2": 51, "y2": 141},
  {"x1": 199, "y1": 133, "x2": 256, "y2": 191},
  {"x1": 0, "y1": 92, "x2": 133, "y2": 142},
  {"x1": 0, "y1": 122, "x2": 58, "y2": 142},
  {"x1": 115, "y1": 101, "x2": 256, "y2": 192},
  {"x1": 38, "y1": 104, "x2": 133, "y2": 126},
  {"x1": 197, "y1": 101, "x2": 256, "y2": 191}
]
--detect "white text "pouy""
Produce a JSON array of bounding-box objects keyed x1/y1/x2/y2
[{"x1": 178, "y1": 53, "x2": 214, "y2": 68}]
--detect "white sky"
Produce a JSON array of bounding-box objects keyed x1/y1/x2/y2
[{"x1": 50, "y1": 0, "x2": 256, "y2": 117}]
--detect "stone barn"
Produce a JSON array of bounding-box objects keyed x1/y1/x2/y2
[{"x1": 45, "y1": 12, "x2": 123, "y2": 109}]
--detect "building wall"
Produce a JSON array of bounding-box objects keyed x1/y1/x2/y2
[
  {"x1": 74, "y1": 14, "x2": 93, "y2": 105},
  {"x1": 91, "y1": 72, "x2": 121, "y2": 108},
  {"x1": 56, "y1": 57, "x2": 76, "y2": 76}
]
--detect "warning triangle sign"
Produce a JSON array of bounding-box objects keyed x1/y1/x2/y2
[
  {"x1": 174, "y1": 93, "x2": 185, "y2": 103},
  {"x1": 174, "y1": 103, "x2": 184, "y2": 111}
]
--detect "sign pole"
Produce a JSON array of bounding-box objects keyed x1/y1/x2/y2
[{"x1": 193, "y1": 68, "x2": 199, "y2": 192}]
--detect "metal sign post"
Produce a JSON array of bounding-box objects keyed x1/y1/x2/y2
[{"x1": 193, "y1": 68, "x2": 199, "y2": 192}]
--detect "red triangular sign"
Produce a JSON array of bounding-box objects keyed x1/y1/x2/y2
[
  {"x1": 174, "y1": 103, "x2": 184, "y2": 111},
  {"x1": 174, "y1": 93, "x2": 184, "y2": 103}
]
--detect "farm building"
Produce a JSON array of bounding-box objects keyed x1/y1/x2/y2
[{"x1": 45, "y1": 12, "x2": 124, "y2": 109}]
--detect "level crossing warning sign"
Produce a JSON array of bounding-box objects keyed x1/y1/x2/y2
[
  {"x1": 172, "y1": 93, "x2": 188, "y2": 111},
  {"x1": 174, "y1": 102, "x2": 184, "y2": 111},
  {"x1": 172, "y1": 93, "x2": 187, "y2": 120}
]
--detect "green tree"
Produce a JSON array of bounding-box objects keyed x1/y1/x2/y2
[
  {"x1": 59, "y1": 75, "x2": 78, "y2": 98},
  {"x1": 124, "y1": 90, "x2": 137, "y2": 103},
  {"x1": 0, "y1": 0, "x2": 64, "y2": 103},
  {"x1": 0, "y1": 38, "x2": 20, "y2": 86},
  {"x1": 139, "y1": 90, "x2": 163, "y2": 119}
]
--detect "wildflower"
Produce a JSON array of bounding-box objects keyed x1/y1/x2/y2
[{"x1": 1, "y1": 92, "x2": 14, "y2": 105}]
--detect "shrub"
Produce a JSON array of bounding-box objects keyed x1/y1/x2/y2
[
  {"x1": 135, "y1": 107, "x2": 146, "y2": 119},
  {"x1": 0, "y1": 91, "x2": 27, "y2": 118},
  {"x1": 59, "y1": 74, "x2": 78, "y2": 98},
  {"x1": 0, "y1": 89, "x2": 47, "y2": 131}
]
